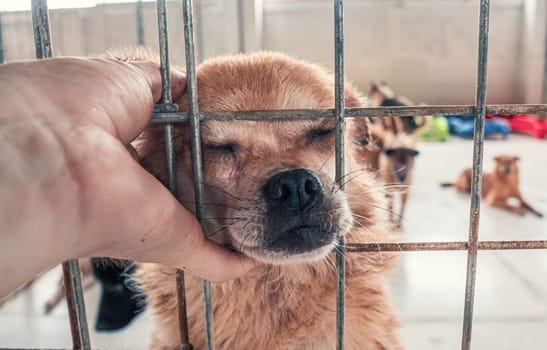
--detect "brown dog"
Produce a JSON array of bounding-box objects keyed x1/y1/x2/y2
[
  {"x1": 113, "y1": 49, "x2": 401, "y2": 349},
  {"x1": 353, "y1": 114, "x2": 419, "y2": 228},
  {"x1": 379, "y1": 131, "x2": 419, "y2": 227},
  {"x1": 441, "y1": 155, "x2": 543, "y2": 217}
]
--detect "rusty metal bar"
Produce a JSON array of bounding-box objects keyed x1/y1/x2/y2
[
  {"x1": 346, "y1": 240, "x2": 547, "y2": 252},
  {"x1": 544, "y1": 0, "x2": 547, "y2": 104},
  {"x1": 462, "y1": 1, "x2": 490, "y2": 349},
  {"x1": 0, "y1": 12, "x2": 4, "y2": 64},
  {"x1": 31, "y1": 0, "x2": 52, "y2": 59},
  {"x1": 61, "y1": 261, "x2": 91, "y2": 350},
  {"x1": 151, "y1": 104, "x2": 547, "y2": 123},
  {"x1": 137, "y1": 0, "x2": 145, "y2": 46},
  {"x1": 333, "y1": 0, "x2": 345, "y2": 349},
  {"x1": 31, "y1": 1, "x2": 91, "y2": 349},
  {"x1": 181, "y1": 1, "x2": 214, "y2": 349},
  {"x1": 155, "y1": 1, "x2": 193, "y2": 349}
]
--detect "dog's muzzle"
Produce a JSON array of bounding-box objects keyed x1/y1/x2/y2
[{"x1": 262, "y1": 169, "x2": 335, "y2": 254}]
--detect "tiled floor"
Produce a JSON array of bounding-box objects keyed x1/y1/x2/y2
[{"x1": 1, "y1": 135, "x2": 546, "y2": 349}]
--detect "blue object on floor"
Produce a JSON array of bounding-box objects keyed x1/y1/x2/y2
[{"x1": 445, "y1": 115, "x2": 510, "y2": 139}]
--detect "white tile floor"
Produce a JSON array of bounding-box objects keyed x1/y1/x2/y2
[{"x1": 0, "y1": 135, "x2": 546, "y2": 349}]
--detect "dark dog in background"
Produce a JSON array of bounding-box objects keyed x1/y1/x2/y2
[
  {"x1": 368, "y1": 81, "x2": 424, "y2": 134},
  {"x1": 45, "y1": 258, "x2": 144, "y2": 331},
  {"x1": 441, "y1": 155, "x2": 543, "y2": 217}
]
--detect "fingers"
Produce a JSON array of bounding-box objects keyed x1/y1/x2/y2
[
  {"x1": 173, "y1": 236, "x2": 259, "y2": 283},
  {"x1": 128, "y1": 61, "x2": 187, "y2": 104},
  {"x1": 95, "y1": 146, "x2": 257, "y2": 283},
  {"x1": 145, "y1": 191, "x2": 259, "y2": 282},
  {"x1": 96, "y1": 59, "x2": 187, "y2": 144}
]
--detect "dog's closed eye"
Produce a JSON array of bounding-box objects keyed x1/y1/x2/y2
[
  {"x1": 307, "y1": 127, "x2": 335, "y2": 141},
  {"x1": 204, "y1": 142, "x2": 238, "y2": 155}
]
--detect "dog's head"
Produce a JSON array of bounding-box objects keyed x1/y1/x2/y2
[
  {"x1": 494, "y1": 155, "x2": 520, "y2": 177},
  {"x1": 137, "y1": 52, "x2": 370, "y2": 265},
  {"x1": 384, "y1": 147, "x2": 419, "y2": 183},
  {"x1": 367, "y1": 82, "x2": 424, "y2": 134}
]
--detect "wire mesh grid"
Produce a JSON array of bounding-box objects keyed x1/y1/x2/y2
[{"x1": 18, "y1": 0, "x2": 547, "y2": 349}]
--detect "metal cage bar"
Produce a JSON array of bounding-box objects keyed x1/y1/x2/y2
[
  {"x1": 181, "y1": 1, "x2": 214, "y2": 349},
  {"x1": 237, "y1": 0, "x2": 245, "y2": 53},
  {"x1": 462, "y1": 1, "x2": 490, "y2": 349},
  {"x1": 194, "y1": 0, "x2": 204, "y2": 63},
  {"x1": 30, "y1": 1, "x2": 92, "y2": 349},
  {"x1": 346, "y1": 240, "x2": 547, "y2": 252},
  {"x1": 0, "y1": 12, "x2": 4, "y2": 64},
  {"x1": 333, "y1": 0, "x2": 346, "y2": 349},
  {"x1": 155, "y1": 1, "x2": 193, "y2": 349},
  {"x1": 152, "y1": 104, "x2": 547, "y2": 123},
  {"x1": 136, "y1": 0, "x2": 145, "y2": 46}
]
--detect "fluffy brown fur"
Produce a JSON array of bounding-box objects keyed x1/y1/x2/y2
[
  {"x1": 441, "y1": 155, "x2": 543, "y2": 217},
  {"x1": 111, "y1": 49, "x2": 401, "y2": 349}
]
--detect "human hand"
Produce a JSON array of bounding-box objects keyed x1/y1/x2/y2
[{"x1": 0, "y1": 58, "x2": 256, "y2": 297}]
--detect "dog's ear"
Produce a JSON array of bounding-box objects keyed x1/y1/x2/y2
[
  {"x1": 414, "y1": 116, "x2": 426, "y2": 128},
  {"x1": 494, "y1": 156, "x2": 503, "y2": 162},
  {"x1": 513, "y1": 156, "x2": 520, "y2": 162},
  {"x1": 350, "y1": 117, "x2": 371, "y2": 148}
]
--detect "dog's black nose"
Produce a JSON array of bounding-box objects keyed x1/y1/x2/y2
[{"x1": 263, "y1": 169, "x2": 323, "y2": 215}]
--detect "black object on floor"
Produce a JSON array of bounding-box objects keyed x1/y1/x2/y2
[{"x1": 91, "y1": 258, "x2": 146, "y2": 331}]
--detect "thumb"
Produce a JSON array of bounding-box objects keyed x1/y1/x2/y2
[{"x1": 100, "y1": 148, "x2": 257, "y2": 283}]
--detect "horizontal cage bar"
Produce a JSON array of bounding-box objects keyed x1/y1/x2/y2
[
  {"x1": 151, "y1": 104, "x2": 547, "y2": 123},
  {"x1": 346, "y1": 240, "x2": 547, "y2": 252}
]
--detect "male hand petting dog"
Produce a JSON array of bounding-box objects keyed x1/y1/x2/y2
[{"x1": 0, "y1": 58, "x2": 256, "y2": 299}]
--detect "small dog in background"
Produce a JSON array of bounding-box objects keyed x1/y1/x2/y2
[
  {"x1": 441, "y1": 155, "x2": 543, "y2": 217},
  {"x1": 352, "y1": 82, "x2": 423, "y2": 227},
  {"x1": 379, "y1": 120, "x2": 420, "y2": 227},
  {"x1": 368, "y1": 81, "x2": 424, "y2": 134}
]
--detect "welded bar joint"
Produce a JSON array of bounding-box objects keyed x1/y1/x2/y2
[{"x1": 461, "y1": 1, "x2": 490, "y2": 349}]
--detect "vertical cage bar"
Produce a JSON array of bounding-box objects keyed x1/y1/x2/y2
[
  {"x1": 333, "y1": 0, "x2": 345, "y2": 349},
  {"x1": 31, "y1": 0, "x2": 52, "y2": 58},
  {"x1": 461, "y1": 1, "x2": 490, "y2": 349},
  {"x1": 194, "y1": 0, "x2": 204, "y2": 63},
  {"x1": 182, "y1": 1, "x2": 214, "y2": 349},
  {"x1": 0, "y1": 12, "x2": 4, "y2": 64},
  {"x1": 136, "y1": 0, "x2": 145, "y2": 46},
  {"x1": 31, "y1": 1, "x2": 92, "y2": 349},
  {"x1": 543, "y1": 0, "x2": 547, "y2": 104},
  {"x1": 61, "y1": 261, "x2": 91, "y2": 350},
  {"x1": 237, "y1": 0, "x2": 245, "y2": 53},
  {"x1": 156, "y1": 1, "x2": 193, "y2": 349}
]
